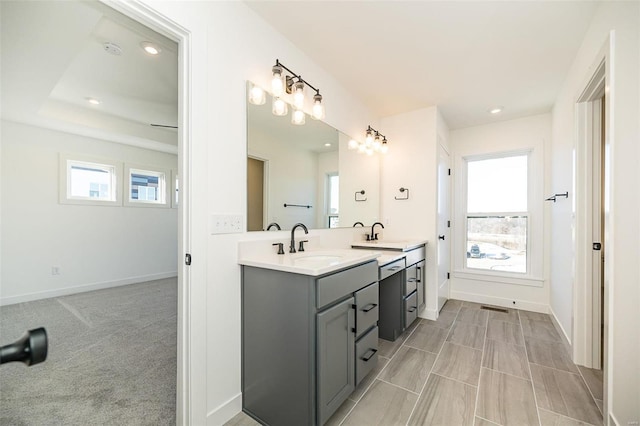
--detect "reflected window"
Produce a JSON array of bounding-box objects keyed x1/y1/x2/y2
[{"x1": 327, "y1": 173, "x2": 339, "y2": 228}]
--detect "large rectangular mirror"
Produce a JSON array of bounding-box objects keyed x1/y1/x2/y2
[{"x1": 247, "y1": 82, "x2": 380, "y2": 231}]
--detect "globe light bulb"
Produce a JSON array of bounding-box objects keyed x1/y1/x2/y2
[
  {"x1": 248, "y1": 84, "x2": 266, "y2": 105},
  {"x1": 348, "y1": 139, "x2": 359, "y2": 150},
  {"x1": 293, "y1": 80, "x2": 305, "y2": 109},
  {"x1": 271, "y1": 65, "x2": 284, "y2": 97},
  {"x1": 357, "y1": 143, "x2": 366, "y2": 153},
  {"x1": 311, "y1": 93, "x2": 325, "y2": 120},
  {"x1": 292, "y1": 108, "x2": 305, "y2": 125}
]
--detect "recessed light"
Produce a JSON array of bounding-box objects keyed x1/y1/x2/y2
[
  {"x1": 86, "y1": 97, "x2": 101, "y2": 105},
  {"x1": 324, "y1": 143, "x2": 331, "y2": 147},
  {"x1": 140, "y1": 42, "x2": 161, "y2": 56},
  {"x1": 489, "y1": 106, "x2": 504, "y2": 114}
]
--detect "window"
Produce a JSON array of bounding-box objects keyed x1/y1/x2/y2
[
  {"x1": 465, "y1": 154, "x2": 528, "y2": 274},
  {"x1": 60, "y1": 154, "x2": 122, "y2": 206},
  {"x1": 125, "y1": 165, "x2": 168, "y2": 207},
  {"x1": 327, "y1": 173, "x2": 339, "y2": 228}
]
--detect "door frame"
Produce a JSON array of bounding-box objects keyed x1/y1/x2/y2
[
  {"x1": 101, "y1": 1, "x2": 193, "y2": 423},
  {"x1": 573, "y1": 36, "x2": 611, "y2": 411},
  {"x1": 436, "y1": 141, "x2": 451, "y2": 312}
]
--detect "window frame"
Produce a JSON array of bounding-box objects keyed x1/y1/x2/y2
[
  {"x1": 59, "y1": 153, "x2": 122, "y2": 206},
  {"x1": 453, "y1": 148, "x2": 544, "y2": 287},
  {"x1": 124, "y1": 163, "x2": 170, "y2": 208},
  {"x1": 325, "y1": 172, "x2": 339, "y2": 228}
]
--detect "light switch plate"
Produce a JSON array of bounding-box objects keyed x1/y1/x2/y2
[{"x1": 211, "y1": 214, "x2": 243, "y2": 234}]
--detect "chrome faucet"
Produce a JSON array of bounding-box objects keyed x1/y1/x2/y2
[
  {"x1": 266, "y1": 222, "x2": 281, "y2": 231},
  {"x1": 290, "y1": 223, "x2": 309, "y2": 253},
  {"x1": 370, "y1": 222, "x2": 384, "y2": 241}
]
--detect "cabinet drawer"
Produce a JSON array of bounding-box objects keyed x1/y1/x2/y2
[
  {"x1": 404, "y1": 291, "x2": 418, "y2": 329},
  {"x1": 405, "y1": 246, "x2": 426, "y2": 267},
  {"x1": 355, "y1": 282, "x2": 379, "y2": 336},
  {"x1": 379, "y1": 258, "x2": 405, "y2": 280},
  {"x1": 355, "y1": 326, "x2": 378, "y2": 385},
  {"x1": 404, "y1": 272, "x2": 417, "y2": 297},
  {"x1": 317, "y1": 261, "x2": 378, "y2": 309}
]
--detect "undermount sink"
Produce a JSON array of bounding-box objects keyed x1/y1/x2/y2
[
  {"x1": 238, "y1": 249, "x2": 381, "y2": 276},
  {"x1": 292, "y1": 254, "x2": 343, "y2": 266}
]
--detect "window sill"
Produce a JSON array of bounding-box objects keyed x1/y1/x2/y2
[{"x1": 453, "y1": 270, "x2": 544, "y2": 288}]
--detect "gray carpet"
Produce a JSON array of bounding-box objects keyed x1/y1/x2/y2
[{"x1": 0, "y1": 278, "x2": 177, "y2": 425}]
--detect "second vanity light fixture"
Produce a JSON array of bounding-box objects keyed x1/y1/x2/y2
[
  {"x1": 248, "y1": 59, "x2": 325, "y2": 126},
  {"x1": 348, "y1": 125, "x2": 389, "y2": 155}
]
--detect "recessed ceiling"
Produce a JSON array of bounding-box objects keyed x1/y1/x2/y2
[
  {"x1": 245, "y1": 1, "x2": 600, "y2": 129},
  {"x1": 1, "y1": 1, "x2": 178, "y2": 148}
]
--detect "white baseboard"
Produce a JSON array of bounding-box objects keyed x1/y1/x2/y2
[
  {"x1": 548, "y1": 305, "x2": 572, "y2": 356},
  {"x1": 450, "y1": 290, "x2": 548, "y2": 313},
  {"x1": 207, "y1": 393, "x2": 242, "y2": 426},
  {"x1": 419, "y1": 308, "x2": 438, "y2": 321},
  {"x1": 0, "y1": 272, "x2": 177, "y2": 306}
]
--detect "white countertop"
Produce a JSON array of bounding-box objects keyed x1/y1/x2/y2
[
  {"x1": 238, "y1": 249, "x2": 381, "y2": 276},
  {"x1": 350, "y1": 239, "x2": 428, "y2": 252}
]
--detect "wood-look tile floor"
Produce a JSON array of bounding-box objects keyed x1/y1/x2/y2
[{"x1": 227, "y1": 300, "x2": 604, "y2": 426}]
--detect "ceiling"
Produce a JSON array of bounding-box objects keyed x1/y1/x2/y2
[
  {"x1": 245, "y1": 1, "x2": 600, "y2": 129},
  {"x1": 1, "y1": 0, "x2": 600, "y2": 148},
  {"x1": 1, "y1": 1, "x2": 178, "y2": 149}
]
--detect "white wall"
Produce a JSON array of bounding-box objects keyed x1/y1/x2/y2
[
  {"x1": 135, "y1": 1, "x2": 378, "y2": 423},
  {"x1": 248, "y1": 127, "x2": 319, "y2": 230},
  {"x1": 550, "y1": 2, "x2": 640, "y2": 423},
  {"x1": 449, "y1": 114, "x2": 551, "y2": 313},
  {"x1": 380, "y1": 107, "x2": 444, "y2": 319},
  {"x1": 338, "y1": 132, "x2": 381, "y2": 230},
  {"x1": 0, "y1": 120, "x2": 178, "y2": 305}
]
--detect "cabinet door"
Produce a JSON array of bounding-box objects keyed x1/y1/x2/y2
[
  {"x1": 317, "y1": 297, "x2": 355, "y2": 425},
  {"x1": 416, "y1": 261, "x2": 426, "y2": 310}
]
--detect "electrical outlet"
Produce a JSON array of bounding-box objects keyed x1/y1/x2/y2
[{"x1": 211, "y1": 214, "x2": 244, "y2": 234}]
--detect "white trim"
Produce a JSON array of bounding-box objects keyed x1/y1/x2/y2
[
  {"x1": 99, "y1": 1, "x2": 195, "y2": 424},
  {"x1": 0, "y1": 272, "x2": 177, "y2": 306},
  {"x1": 449, "y1": 289, "x2": 548, "y2": 313},
  {"x1": 59, "y1": 152, "x2": 124, "y2": 206},
  {"x1": 171, "y1": 169, "x2": 179, "y2": 209},
  {"x1": 419, "y1": 307, "x2": 438, "y2": 321},
  {"x1": 206, "y1": 393, "x2": 243, "y2": 426},
  {"x1": 452, "y1": 271, "x2": 544, "y2": 287},
  {"x1": 571, "y1": 33, "x2": 612, "y2": 420}
]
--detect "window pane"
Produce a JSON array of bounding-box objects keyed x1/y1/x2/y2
[
  {"x1": 130, "y1": 169, "x2": 165, "y2": 203},
  {"x1": 467, "y1": 155, "x2": 527, "y2": 212},
  {"x1": 69, "y1": 163, "x2": 114, "y2": 200},
  {"x1": 328, "y1": 215, "x2": 339, "y2": 228},
  {"x1": 466, "y1": 216, "x2": 527, "y2": 273}
]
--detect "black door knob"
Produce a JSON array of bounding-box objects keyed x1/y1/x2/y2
[{"x1": 438, "y1": 235, "x2": 445, "y2": 240}]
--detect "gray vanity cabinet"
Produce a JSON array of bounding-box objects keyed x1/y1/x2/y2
[
  {"x1": 242, "y1": 260, "x2": 378, "y2": 426},
  {"x1": 317, "y1": 297, "x2": 355, "y2": 425}
]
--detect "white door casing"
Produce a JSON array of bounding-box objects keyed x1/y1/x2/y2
[{"x1": 437, "y1": 142, "x2": 451, "y2": 311}]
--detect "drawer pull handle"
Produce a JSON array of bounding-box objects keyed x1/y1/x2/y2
[
  {"x1": 407, "y1": 278, "x2": 417, "y2": 283},
  {"x1": 361, "y1": 303, "x2": 378, "y2": 313},
  {"x1": 388, "y1": 266, "x2": 402, "y2": 271},
  {"x1": 361, "y1": 348, "x2": 378, "y2": 362},
  {"x1": 407, "y1": 307, "x2": 417, "y2": 313}
]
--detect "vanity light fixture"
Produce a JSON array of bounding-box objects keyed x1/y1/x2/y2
[
  {"x1": 253, "y1": 59, "x2": 326, "y2": 124},
  {"x1": 352, "y1": 125, "x2": 390, "y2": 155}
]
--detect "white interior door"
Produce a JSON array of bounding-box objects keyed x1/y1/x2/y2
[{"x1": 437, "y1": 143, "x2": 451, "y2": 311}]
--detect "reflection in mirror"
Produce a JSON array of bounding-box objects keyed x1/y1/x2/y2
[{"x1": 247, "y1": 82, "x2": 380, "y2": 231}]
